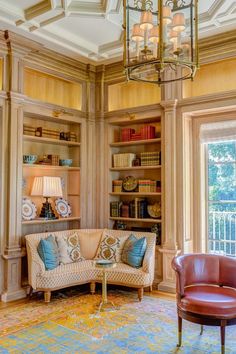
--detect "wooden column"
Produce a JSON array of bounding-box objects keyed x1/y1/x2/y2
[
  {"x1": 85, "y1": 64, "x2": 97, "y2": 228},
  {"x1": 95, "y1": 65, "x2": 106, "y2": 228},
  {"x1": 1, "y1": 31, "x2": 30, "y2": 301},
  {"x1": 158, "y1": 99, "x2": 180, "y2": 293}
]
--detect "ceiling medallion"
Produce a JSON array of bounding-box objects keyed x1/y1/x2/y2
[{"x1": 123, "y1": 0, "x2": 199, "y2": 85}]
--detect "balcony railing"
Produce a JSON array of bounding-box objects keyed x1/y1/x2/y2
[{"x1": 208, "y1": 211, "x2": 236, "y2": 257}]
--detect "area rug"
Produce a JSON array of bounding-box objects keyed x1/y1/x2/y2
[{"x1": 0, "y1": 289, "x2": 235, "y2": 353}]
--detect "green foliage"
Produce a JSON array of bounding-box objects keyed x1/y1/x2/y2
[{"x1": 208, "y1": 141, "x2": 236, "y2": 209}]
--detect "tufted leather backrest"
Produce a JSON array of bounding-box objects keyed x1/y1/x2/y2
[{"x1": 172, "y1": 253, "x2": 236, "y2": 297}]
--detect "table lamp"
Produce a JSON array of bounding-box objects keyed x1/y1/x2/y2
[{"x1": 31, "y1": 176, "x2": 63, "y2": 219}]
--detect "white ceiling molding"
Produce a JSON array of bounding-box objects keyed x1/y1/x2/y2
[{"x1": 0, "y1": 0, "x2": 234, "y2": 63}]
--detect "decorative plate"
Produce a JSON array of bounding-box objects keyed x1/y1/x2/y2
[
  {"x1": 22, "y1": 198, "x2": 37, "y2": 221},
  {"x1": 122, "y1": 176, "x2": 138, "y2": 192},
  {"x1": 147, "y1": 202, "x2": 161, "y2": 218},
  {"x1": 55, "y1": 198, "x2": 72, "y2": 218}
]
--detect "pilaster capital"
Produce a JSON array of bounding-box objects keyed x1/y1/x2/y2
[
  {"x1": 160, "y1": 99, "x2": 178, "y2": 111},
  {"x1": 4, "y1": 31, "x2": 36, "y2": 59}
]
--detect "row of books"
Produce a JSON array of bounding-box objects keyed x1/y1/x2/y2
[
  {"x1": 112, "y1": 179, "x2": 161, "y2": 193},
  {"x1": 120, "y1": 125, "x2": 156, "y2": 142},
  {"x1": 112, "y1": 151, "x2": 161, "y2": 167},
  {"x1": 140, "y1": 151, "x2": 161, "y2": 166},
  {"x1": 110, "y1": 199, "x2": 149, "y2": 219},
  {"x1": 23, "y1": 124, "x2": 78, "y2": 142}
]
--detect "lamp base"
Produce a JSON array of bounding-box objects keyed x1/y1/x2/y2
[{"x1": 40, "y1": 198, "x2": 57, "y2": 219}]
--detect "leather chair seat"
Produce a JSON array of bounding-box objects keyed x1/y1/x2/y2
[{"x1": 179, "y1": 285, "x2": 236, "y2": 319}]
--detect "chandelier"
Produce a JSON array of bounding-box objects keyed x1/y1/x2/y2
[{"x1": 123, "y1": 0, "x2": 199, "y2": 85}]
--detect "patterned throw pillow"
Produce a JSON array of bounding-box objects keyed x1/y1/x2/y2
[
  {"x1": 121, "y1": 234, "x2": 147, "y2": 268},
  {"x1": 56, "y1": 232, "x2": 84, "y2": 264},
  {"x1": 37, "y1": 235, "x2": 59, "y2": 271},
  {"x1": 96, "y1": 233, "x2": 121, "y2": 262}
]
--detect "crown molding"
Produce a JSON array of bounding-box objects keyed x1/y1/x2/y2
[{"x1": 199, "y1": 29, "x2": 236, "y2": 64}]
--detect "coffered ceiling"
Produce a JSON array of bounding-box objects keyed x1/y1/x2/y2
[{"x1": 0, "y1": 0, "x2": 235, "y2": 63}]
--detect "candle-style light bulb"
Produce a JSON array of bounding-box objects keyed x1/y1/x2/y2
[
  {"x1": 140, "y1": 10, "x2": 153, "y2": 48},
  {"x1": 131, "y1": 24, "x2": 144, "y2": 58},
  {"x1": 149, "y1": 25, "x2": 159, "y2": 58}
]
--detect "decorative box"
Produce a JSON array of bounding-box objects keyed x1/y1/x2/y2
[{"x1": 113, "y1": 153, "x2": 136, "y2": 167}]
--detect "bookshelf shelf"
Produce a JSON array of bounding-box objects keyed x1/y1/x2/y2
[
  {"x1": 110, "y1": 166, "x2": 161, "y2": 171},
  {"x1": 109, "y1": 217, "x2": 162, "y2": 223},
  {"x1": 23, "y1": 164, "x2": 80, "y2": 171},
  {"x1": 110, "y1": 138, "x2": 161, "y2": 147},
  {"x1": 23, "y1": 135, "x2": 80, "y2": 147},
  {"x1": 109, "y1": 192, "x2": 161, "y2": 196},
  {"x1": 22, "y1": 216, "x2": 81, "y2": 225}
]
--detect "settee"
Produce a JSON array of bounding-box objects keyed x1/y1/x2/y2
[{"x1": 25, "y1": 228, "x2": 156, "y2": 302}]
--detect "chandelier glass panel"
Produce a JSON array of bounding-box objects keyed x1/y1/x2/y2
[{"x1": 123, "y1": 0, "x2": 199, "y2": 84}]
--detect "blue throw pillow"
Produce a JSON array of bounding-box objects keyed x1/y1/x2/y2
[
  {"x1": 37, "y1": 235, "x2": 59, "y2": 270},
  {"x1": 121, "y1": 234, "x2": 147, "y2": 268}
]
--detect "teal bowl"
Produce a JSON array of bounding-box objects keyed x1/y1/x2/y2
[
  {"x1": 59, "y1": 159, "x2": 73, "y2": 167},
  {"x1": 23, "y1": 155, "x2": 37, "y2": 164}
]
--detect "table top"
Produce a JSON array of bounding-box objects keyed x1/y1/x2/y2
[{"x1": 95, "y1": 259, "x2": 117, "y2": 269}]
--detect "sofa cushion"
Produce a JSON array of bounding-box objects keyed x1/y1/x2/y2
[
  {"x1": 56, "y1": 232, "x2": 84, "y2": 264},
  {"x1": 96, "y1": 229, "x2": 128, "y2": 262},
  {"x1": 121, "y1": 234, "x2": 147, "y2": 268},
  {"x1": 37, "y1": 235, "x2": 59, "y2": 270},
  {"x1": 78, "y1": 231, "x2": 102, "y2": 259},
  {"x1": 36, "y1": 261, "x2": 151, "y2": 290}
]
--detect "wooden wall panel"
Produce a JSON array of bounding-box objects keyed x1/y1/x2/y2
[
  {"x1": 183, "y1": 58, "x2": 236, "y2": 98},
  {"x1": 108, "y1": 81, "x2": 161, "y2": 111},
  {"x1": 24, "y1": 68, "x2": 82, "y2": 110},
  {"x1": 0, "y1": 58, "x2": 2, "y2": 91}
]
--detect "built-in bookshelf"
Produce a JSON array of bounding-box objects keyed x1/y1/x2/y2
[
  {"x1": 21, "y1": 108, "x2": 82, "y2": 234},
  {"x1": 107, "y1": 115, "x2": 162, "y2": 244}
]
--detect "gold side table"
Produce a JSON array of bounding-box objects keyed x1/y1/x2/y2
[{"x1": 95, "y1": 260, "x2": 117, "y2": 312}]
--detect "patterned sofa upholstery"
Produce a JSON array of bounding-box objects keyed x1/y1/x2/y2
[{"x1": 25, "y1": 229, "x2": 156, "y2": 303}]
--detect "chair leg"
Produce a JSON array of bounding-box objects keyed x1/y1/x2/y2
[
  {"x1": 149, "y1": 285, "x2": 153, "y2": 293},
  {"x1": 200, "y1": 325, "x2": 204, "y2": 335},
  {"x1": 90, "y1": 281, "x2": 96, "y2": 295},
  {"x1": 177, "y1": 315, "x2": 182, "y2": 347},
  {"x1": 220, "y1": 321, "x2": 226, "y2": 354},
  {"x1": 138, "y1": 288, "x2": 144, "y2": 301}
]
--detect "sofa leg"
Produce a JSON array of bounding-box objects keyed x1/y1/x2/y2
[
  {"x1": 90, "y1": 282, "x2": 96, "y2": 295},
  {"x1": 28, "y1": 286, "x2": 33, "y2": 298},
  {"x1": 44, "y1": 291, "x2": 51, "y2": 303},
  {"x1": 138, "y1": 288, "x2": 144, "y2": 301}
]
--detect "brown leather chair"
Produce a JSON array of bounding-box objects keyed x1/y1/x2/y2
[{"x1": 172, "y1": 254, "x2": 236, "y2": 354}]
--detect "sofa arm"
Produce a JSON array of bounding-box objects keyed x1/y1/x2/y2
[
  {"x1": 26, "y1": 242, "x2": 45, "y2": 289},
  {"x1": 142, "y1": 234, "x2": 156, "y2": 280}
]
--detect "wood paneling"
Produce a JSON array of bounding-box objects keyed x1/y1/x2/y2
[
  {"x1": 24, "y1": 68, "x2": 82, "y2": 110},
  {"x1": 108, "y1": 81, "x2": 161, "y2": 111},
  {"x1": 183, "y1": 58, "x2": 236, "y2": 98},
  {"x1": 0, "y1": 58, "x2": 2, "y2": 91}
]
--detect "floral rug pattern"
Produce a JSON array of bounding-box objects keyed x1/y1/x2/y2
[{"x1": 0, "y1": 289, "x2": 235, "y2": 353}]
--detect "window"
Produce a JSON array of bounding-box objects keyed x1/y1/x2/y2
[{"x1": 207, "y1": 140, "x2": 236, "y2": 257}]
